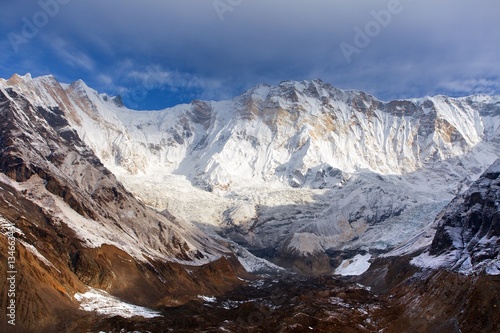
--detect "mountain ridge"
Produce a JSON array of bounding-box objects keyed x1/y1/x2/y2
[{"x1": 4, "y1": 74, "x2": 498, "y2": 177}]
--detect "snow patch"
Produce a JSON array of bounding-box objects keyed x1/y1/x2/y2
[
  {"x1": 74, "y1": 288, "x2": 162, "y2": 318},
  {"x1": 236, "y1": 247, "x2": 285, "y2": 274},
  {"x1": 198, "y1": 295, "x2": 217, "y2": 303},
  {"x1": 334, "y1": 254, "x2": 371, "y2": 276},
  {"x1": 486, "y1": 261, "x2": 500, "y2": 275},
  {"x1": 410, "y1": 251, "x2": 456, "y2": 270}
]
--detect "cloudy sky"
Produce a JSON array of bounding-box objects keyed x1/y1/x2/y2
[{"x1": 1, "y1": 0, "x2": 499, "y2": 109}]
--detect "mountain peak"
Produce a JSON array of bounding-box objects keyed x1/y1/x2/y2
[
  {"x1": 7, "y1": 73, "x2": 60, "y2": 84},
  {"x1": 276, "y1": 78, "x2": 327, "y2": 92},
  {"x1": 68, "y1": 78, "x2": 98, "y2": 97},
  {"x1": 70, "y1": 78, "x2": 89, "y2": 88},
  {"x1": 7, "y1": 73, "x2": 32, "y2": 85}
]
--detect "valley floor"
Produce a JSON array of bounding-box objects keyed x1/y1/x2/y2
[{"x1": 50, "y1": 258, "x2": 500, "y2": 333}]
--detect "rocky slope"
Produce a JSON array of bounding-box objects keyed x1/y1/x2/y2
[
  {"x1": 363, "y1": 158, "x2": 500, "y2": 333},
  {"x1": 412, "y1": 158, "x2": 500, "y2": 275},
  {"x1": 0, "y1": 79, "x2": 249, "y2": 332}
]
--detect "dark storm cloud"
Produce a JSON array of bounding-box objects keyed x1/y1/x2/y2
[{"x1": 1, "y1": 0, "x2": 499, "y2": 107}]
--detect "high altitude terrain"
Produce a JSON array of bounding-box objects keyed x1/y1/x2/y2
[{"x1": 0, "y1": 74, "x2": 498, "y2": 332}]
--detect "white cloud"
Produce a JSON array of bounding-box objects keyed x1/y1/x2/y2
[
  {"x1": 124, "y1": 65, "x2": 227, "y2": 99},
  {"x1": 49, "y1": 37, "x2": 94, "y2": 71},
  {"x1": 439, "y1": 78, "x2": 500, "y2": 96},
  {"x1": 2, "y1": 0, "x2": 499, "y2": 105}
]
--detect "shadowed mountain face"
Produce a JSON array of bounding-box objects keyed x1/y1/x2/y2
[
  {"x1": 0, "y1": 74, "x2": 499, "y2": 332},
  {"x1": 416, "y1": 158, "x2": 500, "y2": 275}
]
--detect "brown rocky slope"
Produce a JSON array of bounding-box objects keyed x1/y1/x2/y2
[{"x1": 0, "y1": 82, "x2": 248, "y2": 332}]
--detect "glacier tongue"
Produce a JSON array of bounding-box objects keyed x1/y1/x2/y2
[{"x1": 1, "y1": 75, "x2": 499, "y2": 274}]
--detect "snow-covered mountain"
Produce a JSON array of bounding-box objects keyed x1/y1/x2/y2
[
  {"x1": 1, "y1": 74, "x2": 499, "y2": 275},
  {"x1": 0, "y1": 75, "x2": 231, "y2": 264},
  {"x1": 0, "y1": 74, "x2": 252, "y2": 331},
  {"x1": 2, "y1": 73, "x2": 500, "y2": 332}
]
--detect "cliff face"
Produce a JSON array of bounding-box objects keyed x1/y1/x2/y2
[
  {"x1": 426, "y1": 158, "x2": 500, "y2": 275},
  {"x1": 0, "y1": 81, "x2": 247, "y2": 332},
  {"x1": 353, "y1": 158, "x2": 500, "y2": 333},
  {"x1": 407, "y1": 159, "x2": 500, "y2": 276}
]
